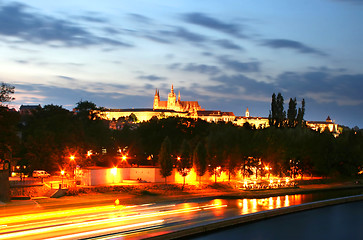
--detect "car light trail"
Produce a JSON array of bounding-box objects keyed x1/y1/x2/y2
[
  {"x1": 0, "y1": 202, "x2": 227, "y2": 240},
  {"x1": 46, "y1": 219, "x2": 165, "y2": 240}
]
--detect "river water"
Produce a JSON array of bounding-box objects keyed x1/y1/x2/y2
[{"x1": 184, "y1": 187, "x2": 363, "y2": 240}]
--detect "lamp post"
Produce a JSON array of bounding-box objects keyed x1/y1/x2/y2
[
  {"x1": 61, "y1": 170, "x2": 65, "y2": 189},
  {"x1": 69, "y1": 155, "x2": 76, "y2": 184}
]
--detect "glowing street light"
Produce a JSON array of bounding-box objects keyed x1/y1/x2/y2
[{"x1": 61, "y1": 170, "x2": 65, "y2": 188}]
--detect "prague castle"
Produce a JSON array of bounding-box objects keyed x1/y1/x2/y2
[
  {"x1": 153, "y1": 85, "x2": 202, "y2": 112},
  {"x1": 94, "y1": 85, "x2": 340, "y2": 135}
]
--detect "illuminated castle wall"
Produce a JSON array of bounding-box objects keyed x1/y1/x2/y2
[{"x1": 153, "y1": 85, "x2": 203, "y2": 112}]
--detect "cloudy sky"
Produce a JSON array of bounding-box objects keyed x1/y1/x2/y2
[{"x1": 1, "y1": 0, "x2": 362, "y2": 128}]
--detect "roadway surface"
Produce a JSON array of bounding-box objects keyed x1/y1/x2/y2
[{"x1": 1, "y1": 188, "x2": 362, "y2": 239}]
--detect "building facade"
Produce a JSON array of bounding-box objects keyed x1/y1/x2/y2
[{"x1": 153, "y1": 85, "x2": 203, "y2": 112}]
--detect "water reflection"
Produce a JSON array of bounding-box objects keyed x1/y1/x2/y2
[{"x1": 237, "y1": 194, "x2": 303, "y2": 215}]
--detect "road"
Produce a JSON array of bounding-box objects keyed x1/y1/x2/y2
[{"x1": 1, "y1": 189, "x2": 362, "y2": 239}]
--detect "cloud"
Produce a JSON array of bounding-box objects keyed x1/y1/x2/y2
[
  {"x1": 168, "y1": 63, "x2": 220, "y2": 75},
  {"x1": 182, "y1": 12, "x2": 245, "y2": 38},
  {"x1": 138, "y1": 75, "x2": 166, "y2": 81},
  {"x1": 275, "y1": 70, "x2": 363, "y2": 106},
  {"x1": 218, "y1": 56, "x2": 260, "y2": 73},
  {"x1": 0, "y1": 2, "x2": 131, "y2": 47},
  {"x1": 77, "y1": 14, "x2": 108, "y2": 23},
  {"x1": 211, "y1": 74, "x2": 273, "y2": 96},
  {"x1": 262, "y1": 39, "x2": 327, "y2": 56},
  {"x1": 214, "y1": 39, "x2": 243, "y2": 50},
  {"x1": 128, "y1": 13, "x2": 153, "y2": 24},
  {"x1": 57, "y1": 75, "x2": 76, "y2": 81},
  {"x1": 159, "y1": 26, "x2": 207, "y2": 43}
]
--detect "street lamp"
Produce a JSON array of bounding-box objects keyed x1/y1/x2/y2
[{"x1": 61, "y1": 170, "x2": 65, "y2": 188}]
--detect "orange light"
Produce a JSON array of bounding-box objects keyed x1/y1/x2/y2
[
  {"x1": 122, "y1": 155, "x2": 127, "y2": 161},
  {"x1": 69, "y1": 155, "x2": 75, "y2": 161},
  {"x1": 177, "y1": 156, "x2": 181, "y2": 161},
  {"x1": 61, "y1": 170, "x2": 65, "y2": 176},
  {"x1": 87, "y1": 150, "x2": 93, "y2": 157}
]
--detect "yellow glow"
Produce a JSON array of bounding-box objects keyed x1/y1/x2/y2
[
  {"x1": 285, "y1": 178, "x2": 289, "y2": 183},
  {"x1": 87, "y1": 150, "x2": 93, "y2": 157},
  {"x1": 285, "y1": 195, "x2": 290, "y2": 207},
  {"x1": 69, "y1": 155, "x2": 75, "y2": 161},
  {"x1": 121, "y1": 155, "x2": 127, "y2": 161},
  {"x1": 276, "y1": 196, "x2": 281, "y2": 208},
  {"x1": 269, "y1": 197, "x2": 273, "y2": 209},
  {"x1": 111, "y1": 167, "x2": 117, "y2": 176},
  {"x1": 61, "y1": 170, "x2": 65, "y2": 176}
]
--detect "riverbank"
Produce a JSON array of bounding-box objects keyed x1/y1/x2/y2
[{"x1": 1, "y1": 179, "x2": 362, "y2": 215}]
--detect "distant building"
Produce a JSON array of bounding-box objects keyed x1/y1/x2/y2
[
  {"x1": 191, "y1": 110, "x2": 235, "y2": 123},
  {"x1": 234, "y1": 108, "x2": 269, "y2": 128},
  {"x1": 306, "y1": 116, "x2": 340, "y2": 137},
  {"x1": 94, "y1": 86, "x2": 340, "y2": 135},
  {"x1": 19, "y1": 105, "x2": 41, "y2": 115},
  {"x1": 153, "y1": 85, "x2": 203, "y2": 112}
]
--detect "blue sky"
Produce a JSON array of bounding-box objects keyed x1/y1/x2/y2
[{"x1": 1, "y1": 0, "x2": 362, "y2": 128}]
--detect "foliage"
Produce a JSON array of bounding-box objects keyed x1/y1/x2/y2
[
  {"x1": 5, "y1": 98, "x2": 362, "y2": 181},
  {"x1": 177, "y1": 139, "x2": 193, "y2": 187},
  {"x1": 158, "y1": 136, "x2": 173, "y2": 184},
  {"x1": 0, "y1": 82, "x2": 15, "y2": 104},
  {"x1": 193, "y1": 141, "x2": 207, "y2": 183}
]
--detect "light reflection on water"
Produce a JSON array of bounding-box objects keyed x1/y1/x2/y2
[
  {"x1": 202, "y1": 188, "x2": 363, "y2": 218},
  {"x1": 237, "y1": 194, "x2": 302, "y2": 215}
]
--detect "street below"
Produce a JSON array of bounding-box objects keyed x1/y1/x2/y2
[{"x1": 1, "y1": 188, "x2": 362, "y2": 239}]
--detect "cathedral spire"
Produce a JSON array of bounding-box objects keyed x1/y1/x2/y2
[
  {"x1": 171, "y1": 84, "x2": 174, "y2": 94},
  {"x1": 178, "y1": 91, "x2": 181, "y2": 101}
]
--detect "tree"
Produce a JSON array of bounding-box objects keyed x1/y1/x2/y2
[
  {"x1": 0, "y1": 83, "x2": 15, "y2": 105},
  {"x1": 129, "y1": 113, "x2": 138, "y2": 122},
  {"x1": 268, "y1": 93, "x2": 277, "y2": 127},
  {"x1": 297, "y1": 98, "x2": 305, "y2": 127},
  {"x1": 177, "y1": 139, "x2": 193, "y2": 188},
  {"x1": 158, "y1": 136, "x2": 173, "y2": 184},
  {"x1": 276, "y1": 93, "x2": 286, "y2": 128},
  {"x1": 193, "y1": 141, "x2": 207, "y2": 184},
  {"x1": 287, "y1": 98, "x2": 297, "y2": 127},
  {"x1": 206, "y1": 132, "x2": 224, "y2": 183}
]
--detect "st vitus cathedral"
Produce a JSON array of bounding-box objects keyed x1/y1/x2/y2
[{"x1": 153, "y1": 85, "x2": 203, "y2": 112}]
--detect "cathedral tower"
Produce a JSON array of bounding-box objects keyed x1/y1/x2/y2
[
  {"x1": 153, "y1": 89, "x2": 160, "y2": 109},
  {"x1": 167, "y1": 85, "x2": 176, "y2": 108}
]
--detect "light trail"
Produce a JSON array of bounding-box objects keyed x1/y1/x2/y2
[
  {"x1": 46, "y1": 219, "x2": 165, "y2": 240},
  {"x1": 0, "y1": 202, "x2": 226, "y2": 239}
]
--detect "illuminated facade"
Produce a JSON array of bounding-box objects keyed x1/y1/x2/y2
[
  {"x1": 93, "y1": 87, "x2": 340, "y2": 135},
  {"x1": 153, "y1": 85, "x2": 202, "y2": 112},
  {"x1": 234, "y1": 108, "x2": 269, "y2": 128},
  {"x1": 306, "y1": 116, "x2": 340, "y2": 137}
]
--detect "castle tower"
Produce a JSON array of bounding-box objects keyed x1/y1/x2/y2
[
  {"x1": 245, "y1": 107, "x2": 250, "y2": 117},
  {"x1": 167, "y1": 85, "x2": 176, "y2": 109},
  {"x1": 153, "y1": 89, "x2": 160, "y2": 109}
]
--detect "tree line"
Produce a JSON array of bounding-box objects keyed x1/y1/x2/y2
[{"x1": 1, "y1": 84, "x2": 362, "y2": 182}]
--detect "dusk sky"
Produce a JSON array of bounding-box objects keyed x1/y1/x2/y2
[{"x1": 1, "y1": 0, "x2": 362, "y2": 128}]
